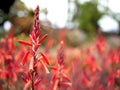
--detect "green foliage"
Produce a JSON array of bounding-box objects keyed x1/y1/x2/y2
[{"x1": 73, "y1": 1, "x2": 103, "y2": 34}]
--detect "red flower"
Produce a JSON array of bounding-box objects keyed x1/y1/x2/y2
[{"x1": 19, "y1": 5, "x2": 49, "y2": 90}]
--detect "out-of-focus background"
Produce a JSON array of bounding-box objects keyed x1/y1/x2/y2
[{"x1": 0, "y1": 0, "x2": 120, "y2": 46}]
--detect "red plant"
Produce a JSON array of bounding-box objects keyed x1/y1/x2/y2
[
  {"x1": 19, "y1": 6, "x2": 49, "y2": 90},
  {"x1": 94, "y1": 30, "x2": 107, "y2": 55},
  {"x1": 0, "y1": 28, "x2": 21, "y2": 90},
  {"x1": 51, "y1": 41, "x2": 72, "y2": 90}
]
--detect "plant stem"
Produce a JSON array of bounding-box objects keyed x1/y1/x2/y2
[
  {"x1": 31, "y1": 72, "x2": 34, "y2": 90},
  {"x1": 6, "y1": 78, "x2": 9, "y2": 90}
]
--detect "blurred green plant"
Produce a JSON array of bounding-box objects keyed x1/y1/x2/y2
[{"x1": 72, "y1": 0, "x2": 103, "y2": 34}]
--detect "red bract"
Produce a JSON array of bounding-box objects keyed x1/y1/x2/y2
[
  {"x1": 21, "y1": 51, "x2": 29, "y2": 65},
  {"x1": 57, "y1": 41, "x2": 65, "y2": 65},
  {"x1": 18, "y1": 40, "x2": 32, "y2": 46},
  {"x1": 39, "y1": 34, "x2": 48, "y2": 44},
  {"x1": 39, "y1": 59, "x2": 50, "y2": 74},
  {"x1": 40, "y1": 52, "x2": 49, "y2": 65}
]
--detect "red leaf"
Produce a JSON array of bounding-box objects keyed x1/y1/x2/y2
[
  {"x1": 51, "y1": 74, "x2": 56, "y2": 84},
  {"x1": 29, "y1": 57, "x2": 34, "y2": 72},
  {"x1": 22, "y1": 74, "x2": 28, "y2": 83},
  {"x1": 29, "y1": 34, "x2": 35, "y2": 44},
  {"x1": 21, "y1": 51, "x2": 29, "y2": 65},
  {"x1": 62, "y1": 73, "x2": 71, "y2": 82},
  {"x1": 61, "y1": 82, "x2": 72, "y2": 87},
  {"x1": 51, "y1": 66, "x2": 57, "y2": 71},
  {"x1": 35, "y1": 44, "x2": 40, "y2": 51},
  {"x1": 36, "y1": 29, "x2": 40, "y2": 38},
  {"x1": 53, "y1": 79, "x2": 59, "y2": 90},
  {"x1": 34, "y1": 78, "x2": 41, "y2": 86},
  {"x1": 18, "y1": 40, "x2": 32, "y2": 46},
  {"x1": 40, "y1": 52, "x2": 49, "y2": 65},
  {"x1": 39, "y1": 34, "x2": 48, "y2": 44},
  {"x1": 39, "y1": 60, "x2": 50, "y2": 74}
]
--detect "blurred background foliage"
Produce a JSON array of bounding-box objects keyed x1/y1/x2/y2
[
  {"x1": 69, "y1": 0, "x2": 120, "y2": 35},
  {"x1": 0, "y1": 0, "x2": 119, "y2": 46},
  {"x1": 72, "y1": 0, "x2": 103, "y2": 34}
]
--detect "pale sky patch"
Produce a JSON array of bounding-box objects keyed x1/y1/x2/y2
[{"x1": 21, "y1": 0, "x2": 120, "y2": 31}]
